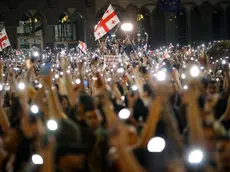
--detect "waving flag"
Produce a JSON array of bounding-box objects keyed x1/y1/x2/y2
[
  {"x1": 0, "y1": 28, "x2": 10, "y2": 51},
  {"x1": 94, "y1": 5, "x2": 120, "y2": 40},
  {"x1": 158, "y1": 0, "x2": 180, "y2": 12},
  {"x1": 78, "y1": 41, "x2": 87, "y2": 54}
]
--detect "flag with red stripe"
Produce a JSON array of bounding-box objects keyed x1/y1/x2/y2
[
  {"x1": 78, "y1": 41, "x2": 87, "y2": 54},
  {"x1": 94, "y1": 5, "x2": 120, "y2": 40},
  {"x1": 0, "y1": 28, "x2": 10, "y2": 51}
]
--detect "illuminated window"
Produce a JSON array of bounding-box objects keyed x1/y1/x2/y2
[
  {"x1": 17, "y1": 13, "x2": 42, "y2": 37},
  {"x1": 55, "y1": 12, "x2": 83, "y2": 42}
]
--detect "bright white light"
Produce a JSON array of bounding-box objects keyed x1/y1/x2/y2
[
  {"x1": 33, "y1": 51, "x2": 39, "y2": 57},
  {"x1": 18, "y1": 82, "x2": 25, "y2": 90},
  {"x1": 118, "y1": 108, "x2": 131, "y2": 120},
  {"x1": 107, "y1": 78, "x2": 111, "y2": 82},
  {"x1": 188, "y1": 149, "x2": 204, "y2": 164},
  {"x1": 0, "y1": 84, "x2": 3, "y2": 91},
  {"x1": 117, "y1": 68, "x2": 125, "y2": 74},
  {"x1": 190, "y1": 66, "x2": 200, "y2": 77},
  {"x1": 147, "y1": 137, "x2": 166, "y2": 152},
  {"x1": 47, "y1": 120, "x2": 58, "y2": 131},
  {"x1": 121, "y1": 96, "x2": 125, "y2": 101},
  {"x1": 55, "y1": 74, "x2": 59, "y2": 79},
  {"x1": 222, "y1": 60, "x2": 226, "y2": 64},
  {"x1": 38, "y1": 83, "x2": 42, "y2": 88},
  {"x1": 121, "y1": 23, "x2": 133, "y2": 32},
  {"x1": 156, "y1": 70, "x2": 166, "y2": 81},
  {"x1": 31, "y1": 105, "x2": 39, "y2": 114},
  {"x1": 75, "y1": 79, "x2": 81, "y2": 84},
  {"x1": 32, "y1": 154, "x2": 43, "y2": 165},
  {"x1": 132, "y1": 85, "x2": 138, "y2": 91},
  {"x1": 183, "y1": 85, "x2": 188, "y2": 90},
  {"x1": 181, "y1": 73, "x2": 186, "y2": 79},
  {"x1": 216, "y1": 78, "x2": 219, "y2": 82},
  {"x1": 61, "y1": 50, "x2": 65, "y2": 55},
  {"x1": 66, "y1": 70, "x2": 70, "y2": 74}
]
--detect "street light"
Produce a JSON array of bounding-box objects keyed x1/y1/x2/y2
[{"x1": 121, "y1": 23, "x2": 133, "y2": 32}]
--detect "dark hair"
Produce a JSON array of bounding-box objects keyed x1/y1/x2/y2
[
  {"x1": 79, "y1": 93, "x2": 95, "y2": 112},
  {"x1": 208, "y1": 80, "x2": 217, "y2": 85},
  {"x1": 201, "y1": 77, "x2": 209, "y2": 88},
  {"x1": 143, "y1": 84, "x2": 154, "y2": 97}
]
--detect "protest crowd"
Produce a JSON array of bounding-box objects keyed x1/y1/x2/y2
[{"x1": 0, "y1": 4, "x2": 230, "y2": 172}]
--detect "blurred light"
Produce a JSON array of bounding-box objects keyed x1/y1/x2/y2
[
  {"x1": 121, "y1": 23, "x2": 133, "y2": 32},
  {"x1": 33, "y1": 51, "x2": 39, "y2": 57},
  {"x1": 183, "y1": 85, "x2": 188, "y2": 90},
  {"x1": 181, "y1": 73, "x2": 186, "y2": 79},
  {"x1": 47, "y1": 120, "x2": 58, "y2": 131},
  {"x1": 117, "y1": 68, "x2": 124, "y2": 73},
  {"x1": 118, "y1": 108, "x2": 131, "y2": 120},
  {"x1": 18, "y1": 82, "x2": 25, "y2": 90},
  {"x1": 0, "y1": 84, "x2": 3, "y2": 91},
  {"x1": 32, "y1": 154, "x2": 43, "y2": 165},
  {"x1": 222, "y1": 60, "x2": 226, "y2": 65},
  {"x1": 31, "y1": 105, "x2": 39, "y2": 114},
  {"x1": 156, "y1": 70, "x2": 166, "y2": 81},
  {"x1": 55, "y1": 74, "x2": 59, "y2": 79},
  {"x1": 61, "y1": 50, "x2": 65, "y2": 55},
  {"x1": 132, "y1": 85, "x2": 138, "y2": 91},
  {"x1": 188, "y1": 149, "x2": 204, "y2": 164},
  {"x1": 75, "y1": 79, "x2": 81, "y2": 84},
  {"x1": 147, "y1": 137, "x2": 166, "y2": 152},
  {"x1": 38, "y1": 83, "x2": 42, "y2": 88},
  {"x1": 190, "y1": 66, "x2": 200, "y2": 77}
]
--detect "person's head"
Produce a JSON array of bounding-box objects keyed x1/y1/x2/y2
[
  {"x1": 86, "y1": 110, "x2": 102, "y2": 130},
  {"x1": 143, "y1": 84, "x2": 154, "y2": 98},
  {"x1": 207, "y1": 80, "x2": 218, "y2": 95},
  {"x1": 216, "y1": 136, "x2": 230, "y2": 171},
  {"x1": 200, "y1": 77, "x2": 209, "y2": 93},
  {"x1": 77, "y1": 93, "x2": 95, "y2": 114},
  {"x1": 60, "y1": 96, "x2": 69, "y2": 109}
]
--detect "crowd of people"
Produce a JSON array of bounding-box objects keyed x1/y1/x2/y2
[{"x1": 0, "y1": 38, "x2": 229, "y2": 172}]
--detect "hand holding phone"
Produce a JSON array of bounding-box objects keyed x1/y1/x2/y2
[{"x1": 40, "y1": 63, "x2": 52, "y2": 76}]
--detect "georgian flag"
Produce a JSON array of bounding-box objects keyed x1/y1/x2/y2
[
  {"x1": 78, "y1": 41, "x2": 87, "y2": 54},
  {"x1": 94, "y1": 5, "x2": 120, "y2": 40},
  {"x1": 0, "y1": 28, "x2": 11, "y2": 51}
]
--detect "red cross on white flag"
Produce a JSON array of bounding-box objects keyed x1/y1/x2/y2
[
  {"x1": 0, "y1": 28, "x2": 11, "y2": 51},
  {"x1": 78, "y1": 41, "x2": 87, "y2": 54},
  {"x1": 94, "y1": 5, "x2": 120, "y2": 40}
]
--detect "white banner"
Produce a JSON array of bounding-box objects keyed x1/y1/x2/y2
[{"x1": 104, "y1": 55, "x2": 120, "y2": 67}]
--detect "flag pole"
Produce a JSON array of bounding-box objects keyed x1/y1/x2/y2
[{"x1": 114, "y1": 23, "x2": 121, "y2": 35}]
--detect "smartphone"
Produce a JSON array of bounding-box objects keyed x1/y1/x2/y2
[
  {"x1": 40, "y1": 63, "x2": 52, "y2": 76},
  {"x1": 84, "y1": 80, "x2": 88, "y2": 87}
]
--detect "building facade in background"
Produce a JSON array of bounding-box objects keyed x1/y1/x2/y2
[{"x1": 0, "y1": 0, "x2": 229, "y2": 49}]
